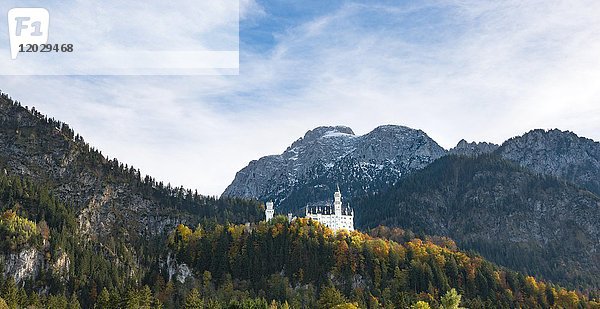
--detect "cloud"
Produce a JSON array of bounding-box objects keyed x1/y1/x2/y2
[{"x1": 1, "y1": 1, "x2": 599, "y2": 195}]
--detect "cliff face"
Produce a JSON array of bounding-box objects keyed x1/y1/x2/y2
[
  {"x1": 223, "y1": 125, "x2": 446, "y2": 212},
  {"x1": 497, "y1": 129, "x2": 600, "y2": 196},
  {"x1": 0, "y1": 248, "x2": 44, "y2": 284},
  {"x1": 449, "y1": 139, "x2": 499, "y2": 156}
]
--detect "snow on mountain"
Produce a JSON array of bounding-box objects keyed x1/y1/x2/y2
[{"x1": 222, "y1": 125, "x2": 446, "y2": 212}]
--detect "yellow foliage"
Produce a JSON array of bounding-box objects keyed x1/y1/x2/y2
[
  {"x1": 228, "y1": 225, "x2": 244, "y2": 240},
  {"x1": 176, "y1": 224, "x2": 193, "y2": 242},
  {"x1": 350, "y1": 234, "x2": 364, "y2": 250},
  {"x1": 432, "y1": 250, "x2": 446, "y2": 266},
  {"x1": 366, "y1": 239, "x2": 390, "y2": 260},
  {"x1": 411, "y1": 300, "x2": 431, "y2": 309},
  {"x1": 525, "y1": 276, "x2": 538, "y2": 292},
  {"x1": 556, "y1": 289, "x2": 580, "y2": 308},
  {"x1": 271, "y1": 223, "x2": 284, "y2": 238},
  {"x1": 408, "y1": 239, "x2": 428, "y2": 260},
  {"x1": 332, "y1": 303, "x2": 360, "y2": 309}
]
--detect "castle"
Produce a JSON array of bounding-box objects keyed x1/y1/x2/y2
[{"x1": 265, "y1": 187, "x2": 354, "y2": 232}]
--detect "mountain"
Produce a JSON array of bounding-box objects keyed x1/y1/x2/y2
[
  {"x1": 223, "y1": 125, "x2": 447, "y2": 212},
  {"x1": 224, "y1": 124, "x2": 600, "y2": 290},
  {"x1": 0, "y1": 92, "x2": 262, "y2": 307},
  {"x1": 355, "y1": 154, "x2": 600, "y2": 290},
  {"x1": 0, "y1": 92, "x2": 598, "y2": 307},
  {"x1": 0, "y1": 93, "x2": 262, "y2": 243},
  {"x1": 497, "y1": 129, "x2": 600, "y2": 196},
  {"x1": 449, "y1": 139, "x2": 499, "y2": 156}
]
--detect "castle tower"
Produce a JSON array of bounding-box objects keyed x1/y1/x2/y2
[
  {"x1": 334, "y1": 185, "x2": 342, "y2": 216},
  {"x1": 265, "y1": 201, "x2": 274, "y2": 221}
]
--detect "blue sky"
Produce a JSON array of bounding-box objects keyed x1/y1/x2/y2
[{"x1": 1, "y1": 0, "x2": 600, "y2": 195}]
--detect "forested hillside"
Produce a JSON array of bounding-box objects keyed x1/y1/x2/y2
[
  {"x1": 1, "y1": 91, "x2": 599, "y2": 308},
  {"x1": 0, "y1": 92, "x2": 262, "y2": 308},
  {"x1": 0, "y1": 92, "x2": 263, "y2": 243},
  {"x1": 0, "y1": 168, "x2": 263, "y2": 308},
  {"x1": 355, "y1": 155, "x2": 600, "y2": 290},
  {"x1": 1, "y1": 170, "x2": 598, "y2": 308},
  {"x1": 167, "y1": 218, "x2": 599, "y2": 308}
]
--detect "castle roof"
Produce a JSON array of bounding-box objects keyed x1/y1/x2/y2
[{"x1": 306, "y1": 201, "x2": 353, "y2": 216}]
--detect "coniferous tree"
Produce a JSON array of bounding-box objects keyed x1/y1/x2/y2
[
  {"x1": 317, "y1": 286, "x2": 346, "y2": 309},
  {"x1": 97, "y1": 288, "x2": 111, "y2": 309},
  {"x1": 440, "y1": 289, "x2": 463, "y2": 309},
  {"x1": 411, "y1": 300, "x2": 431, "y2": 309}
]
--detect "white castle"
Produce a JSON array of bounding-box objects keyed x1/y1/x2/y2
[{"x1": 265, "y1": 186, "x2": 354, "y2": 232}]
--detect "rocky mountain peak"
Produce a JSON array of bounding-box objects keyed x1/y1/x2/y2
[
  {"x1": 294, "y1": 125, "x2": 355, "y2": 143},
  {"x1": 223, "y1": 124, "x2": 446, "y2": 208},
  {"x1": 369, "y1": 124, "x2": 419, "y2": 134},
  {"x1": 497, "y1": 128, "x2": 600, "y2": 195},
  {"x1": 507, "y1": 129, "x2": 587, "y2": 149},
  {"x1": 449, "y1": 139, "x2": 499, "y2": 157}
]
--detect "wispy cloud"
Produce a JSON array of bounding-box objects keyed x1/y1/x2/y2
[{"x1": 1, "y1": 0, "x2": 599, "y2": 195}]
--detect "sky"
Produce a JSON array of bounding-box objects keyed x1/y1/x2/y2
[{"x1": 1, "y1": 0, "x2": 600, "y2": 196}]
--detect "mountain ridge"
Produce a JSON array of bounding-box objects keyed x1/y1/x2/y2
[
  {"x1": 0, "y1": 93, "x2": 262, "y2": 242},
  {"x1": 496, "y1": 128, "x2": 600, "y2": 196},
  {"x1": 225, "y1": 125, "x2": 600, "y2": 203},
  {"x1": 354, "y1": 154, "x2": 600, "y2": 289},
  {"x1": 223, "y1": 124, "x2": 447, "y2": 212}
]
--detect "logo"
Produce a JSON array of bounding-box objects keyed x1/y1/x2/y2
[{"x1": 7, "y1": 8, "x2": 50, "y2": 59}]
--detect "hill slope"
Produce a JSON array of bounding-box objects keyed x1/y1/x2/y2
[
  {"x1": 166, "y1": 218, "x2": 598, "y2": 308},
  {"x1": 355, "y1": 155, "x2": 600, "y2": 290},
  {"x1": 0, "y1": 92, "x2": 262, "y2": 243}
]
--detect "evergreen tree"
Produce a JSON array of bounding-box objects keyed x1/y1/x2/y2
[
  {"x1": 440, "y1": 289, "x2": 463, "y2": 309},
  {"x1": 97, "y1": 288, "x2": 111, "y2": 309},
  {"x1": 317, "y1": 286, "x2": 346, "y2": 309},
  {"x1": 0, "y1": 278, "x2": 17, "y2": 309},
  {"x1": 68, "y1": 293, "x2": 81, "y2": 309},
  {"x1": 139, "y1": 286, "x2": 153, "y2": 309},
  {"x1": 184, "y1": 289, "x2": 203, "y2": 309},
  {"x1": 411, "y1": 300, "x2": 431, "y2": 309},
  {"x1": 126, "y1": 287, "x2": 140, "y2": 309}
]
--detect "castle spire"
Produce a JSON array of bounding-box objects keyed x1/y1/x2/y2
[
  {"x1": 334, "y1": 186, "x2": 342, "y2": 216},
  {"x1": 265, "y1": 201, "x2": 274, "y2": 221}
]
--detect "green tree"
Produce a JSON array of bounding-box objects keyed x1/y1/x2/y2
[
  {"x1": 317, "y1": 286, "x2": 347, "y2": 309},
  {"x1": 332, "y1": 303, "x2": 360, "y2": 309},
  {"x1": 68, "y1": 293, "x2": 81, "y2": 309},
  {"x1": 440, "y1": 288, "x2": 462, "y2": 309},
  {"x1": 184, "y1": 289, "x2": 203, "y2": 309},
  {"x1": 139, "y1": 286, "x2": 152, "y2": 309},
  {"x1": 1, "y1": 278, "x2": 18, "y2": 309},
  {"x1": 411, "y1": 300, "x2": 431, "y2": 309},
  {"x1": 126, "y1": 287, "x2": 140, "y2": 309},
  {"x1": 0, "y1": 297, "x2": 8, "y2": 309},
  {"x1": 97, "y1": 288, "x2": 111, "y2": 308},
  {"x1": 47, "y1": 294, "x2": 68, "y2": 309}
]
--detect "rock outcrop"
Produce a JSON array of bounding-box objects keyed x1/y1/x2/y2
[{"x1": 497, "y1": 129, "x2": 600, "y2": 196}]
